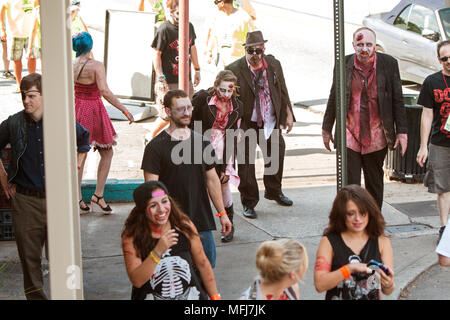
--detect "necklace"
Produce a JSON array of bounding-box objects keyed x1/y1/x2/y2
[{"x1": 442, "y1": 71, "x2": 450, "y2": 89}]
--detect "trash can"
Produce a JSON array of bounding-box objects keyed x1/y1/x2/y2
[
  {"x1": 0, "y1": 145, "x2": 14, "y2": 241},
  {"x1": 384, "y1": 94, "x2": 427, "y2": 183}
]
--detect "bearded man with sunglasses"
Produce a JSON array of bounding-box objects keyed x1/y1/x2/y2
[
  {"x1": 417, "y1": 40, "x2": 450, "y2": 246},
  {"x1": 226, "y1": 30, "x2": 296, "y2": 219},
  {"x1": 322, "y1": 27, "x2": 408, "y2": 210}
]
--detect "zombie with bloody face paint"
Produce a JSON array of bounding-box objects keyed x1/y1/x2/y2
[
  {"x1": 191, "y1": 70, "x2": 244, "y2": 242},
  {"x1": 121, "y1": 180, "x2": 221, "y2": 300},
  {"x1": 226, "y1": 30, "x2": 295, "y2": 219},
  {"x1": 323, "y1": 27, "x2": 408, "y2": 210}
]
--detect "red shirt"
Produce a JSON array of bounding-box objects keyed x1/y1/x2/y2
[{"x1": 347, "y1": 54, "x2": 387, "y2": 154}]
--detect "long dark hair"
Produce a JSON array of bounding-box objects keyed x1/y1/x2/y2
[
  {"x1": 323, "y1": 184, "x2": 386, "y2": 238},
  {"x1": 121, "y1": 184, "x2": 197, "y2": 259}
]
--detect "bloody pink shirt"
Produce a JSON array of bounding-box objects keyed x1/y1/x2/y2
[{"x1": 347, "y1": 54, "x2": 388, "y2": 155}]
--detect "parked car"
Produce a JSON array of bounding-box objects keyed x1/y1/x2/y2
[{"x1": 363, "y1": 0, "x2": 450, "y2": 84}]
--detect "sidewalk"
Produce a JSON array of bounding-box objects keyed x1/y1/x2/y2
[{"x1": 0, "y1": 74, "x2": 444, "y2": 300}]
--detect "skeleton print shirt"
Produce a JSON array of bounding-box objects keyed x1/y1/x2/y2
[{"x1": 131, "y1": 230, "x2": 208, "y2": 300}]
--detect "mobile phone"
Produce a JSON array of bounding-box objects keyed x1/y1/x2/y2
[{"x1": 368, "y1": 259, "x2": 391, "y2": 276}]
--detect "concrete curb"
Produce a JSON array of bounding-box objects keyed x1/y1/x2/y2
[
  {"x1": 81, "y1": 179, "x2": 143, "y2": 202},
  {"x1": 389, "y1": 251, "x2": 438, "y2": 300}
]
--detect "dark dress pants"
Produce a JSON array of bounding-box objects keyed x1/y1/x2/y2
[
  {"x1": 347, "y1": 147, "x2": 388, "y2": 209},
  {"x1": 237, "y1": 122, "x2": 285, "y2": 209}
]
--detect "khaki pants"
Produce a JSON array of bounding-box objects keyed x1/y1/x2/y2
[{"x1": 12, "y1": 192, "x2": 48, "y2": 300}]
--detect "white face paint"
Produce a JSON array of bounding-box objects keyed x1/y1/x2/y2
[
  {"x1": 216, "y1": 81, "x2": 235, "y2": 101},
  {"x1": 352, "y1": 29, "x2": 376, "y2": 64}
]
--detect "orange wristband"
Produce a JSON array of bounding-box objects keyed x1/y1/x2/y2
[
  {"x1": 210, "y1": 293, "x2": 221, "y2": 300},
  {"x1": 340, "y1": 265, "x2": 350, "y2": 279},
  {"x1": 215, "y1": 211, "x2": 226, "y2": 217}
]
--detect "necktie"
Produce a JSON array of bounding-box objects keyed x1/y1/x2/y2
[
  {"x1": 359, "y1": 71, "x2": 372, "y2": 147},
  {"x1": 254, "y1": 70, "x2": 264, "y2": 127}
]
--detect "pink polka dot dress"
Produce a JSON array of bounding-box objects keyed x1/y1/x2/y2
[{"x1": 75, "y1": 82, "x2": 117, "y2": 149}]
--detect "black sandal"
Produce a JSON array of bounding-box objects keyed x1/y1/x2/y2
[
  {"x1": 91, "y1": 194, "x2": 112, "y2": 214},
  {"x1": 79, "y1": 200, "x2": 90, "y2": 213}
]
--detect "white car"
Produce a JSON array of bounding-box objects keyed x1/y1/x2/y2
[{"x1": 363, "y1": 0, "x2": 449, "y2": 84}]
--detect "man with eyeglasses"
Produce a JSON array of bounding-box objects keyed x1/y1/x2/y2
[
  {"x1": 0, "y1": 73, "x2": 90, "y2": 299},
  {"x1": 225, "y1": 30, "x2": 295, "y2": 219},
  {"x1": 417, "y1": 39, "x2": 450, "y2": 246},
  {"x1": 141, "y1": 89, "x2": 232, "y2": 268},
  {"x1": 322, "y1": 27, "x2": 408, "y2": 210}
]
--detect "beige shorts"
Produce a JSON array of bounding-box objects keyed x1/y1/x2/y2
[
  {"x1": 8, "y1": 37, "x2": 40, "y2": 61},
  {"x1": 424, "y1": 143, "x2": 450, "y2": 194}
]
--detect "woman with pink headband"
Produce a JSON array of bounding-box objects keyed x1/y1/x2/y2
[{"x1": 121, "y1": 180, "x2": 222, "y2": 300}]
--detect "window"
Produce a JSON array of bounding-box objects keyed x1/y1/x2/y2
[
  {"x1": 439, "y1": 8, "x2": 450, "y2": 39},
  {"x1": 394, "y1": 5, "x2": 411, "y2": 30},
  {"x1": 407, "y1": 5, "x2": 436, "y2": 36}
]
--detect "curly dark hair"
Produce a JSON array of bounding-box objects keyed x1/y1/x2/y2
[
  {"x1": 323, "y1": 184, "x2": 386, "y2": 238},
  {"x1": 121, "y1": 184, "x2": 197, "y2": 260}
]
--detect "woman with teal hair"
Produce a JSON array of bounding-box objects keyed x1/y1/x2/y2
[{"x1": 72, "y1": 32, "x2": 134, "y2": 214}]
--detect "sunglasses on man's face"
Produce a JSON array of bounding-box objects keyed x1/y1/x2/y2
[
  {"x1": 246, "y1": 48, "x2": 264, "y2": 55},
  {"x1": 440, "y1": 55, "x2": 450, "y2": 62}
]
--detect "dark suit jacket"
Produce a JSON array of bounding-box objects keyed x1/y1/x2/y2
[
  {"x1": 225, "y1": 54, "x2": 295, "y2": 131},
  {"x1": 322, "y1": 52, "x2": 408, "y2": 150},
  {"x1": 191, "y1": 89, "x2": 243, "y2": 174}
]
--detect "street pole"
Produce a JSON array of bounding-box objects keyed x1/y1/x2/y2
[
  {"x1": 333, "y1": 0, "x2": 347, "y2": 190},
  {"x1": 179, "y1": 0, "x2": 189, "y2": 92},
  {"x1": 40, "y1": 0, "x2": 83, "y2": 299}
]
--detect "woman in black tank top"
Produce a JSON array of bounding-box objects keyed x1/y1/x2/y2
[
  {"x1": 313, "y1": 185, "x2": 395, "y2": 300},
  {"x1": 121, "y1": 181, "x2": 222, "y2": 300}
]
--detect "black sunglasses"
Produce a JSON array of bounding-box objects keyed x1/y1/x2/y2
[
  {"x1": 246, "y1": 48, "x2": 263, "y2": 55},
  {"x1": 440, "y1": 55, "x2": 450, "y2": 62}
]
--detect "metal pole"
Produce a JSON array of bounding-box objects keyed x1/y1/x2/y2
[
  {"x1": 179, "y1": 0, "x2": 189, "y2": 92},
  {"x1": 40, "y1": 0, "x2": 83, "y2": 299},
  {"x1": 333, "y1": 0, "x2": 347, "y2": 190}
]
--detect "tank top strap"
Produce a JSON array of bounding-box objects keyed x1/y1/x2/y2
[{"x1": 76, "y1": 58, "x2": 91, "y2": 81}]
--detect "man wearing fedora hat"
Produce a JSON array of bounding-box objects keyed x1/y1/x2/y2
[{"x1": 226, "y1": 30, "x2": 295, "y2": 219}]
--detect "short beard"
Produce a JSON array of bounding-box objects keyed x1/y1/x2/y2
[{"x1": 171, "y1": 116, "x2": 190, "y2": 128}]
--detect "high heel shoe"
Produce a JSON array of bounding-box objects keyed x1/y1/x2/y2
[
  {"x1": 91, "y1": 194, "x2": 112, "y2": 214},
  {"x1": 79, "y1": 200, "x2": 90, "y2": 213}
]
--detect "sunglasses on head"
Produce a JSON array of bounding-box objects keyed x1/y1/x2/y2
[
  {"x1": 246, "y1": 48, "x2": 263, "y2": 55},
  {"x1": 440, "y1": 55, "x2": 450, "y2": 62}
]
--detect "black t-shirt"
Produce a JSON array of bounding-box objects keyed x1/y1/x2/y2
[
  {"x1": 151, "y1": 21, "x2": 196, "y2": 84},
  {"x1": 141, "y1": 130, "x2": 216, "y2": 232},
  {"x1": 131, "y1": 230, "x2": 208, "y2": 300},
  {"x1": 417, "y1": 71, "x2": 450, "y2": 147}
]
